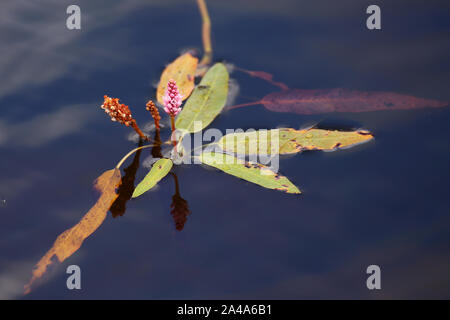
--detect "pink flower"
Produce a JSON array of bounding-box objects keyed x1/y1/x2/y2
[{"x1": 163, "y1": 79, "x2": 183, "y2": 117}]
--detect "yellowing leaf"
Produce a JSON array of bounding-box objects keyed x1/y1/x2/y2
[
  {"x1": 217, "y1": 128, "x2": 374, "y2": 155},
  {"x1": 197, "y1": 152, "x2": 301, "y2": 194},
  {"x1": 132, "y1": 158, "x2": 173, "y2": 198},
  {"x1": 175, "y1": 63, "x2": 229, "y2": 133},
  {"x1": 278, "y1": 128, "x2": 373, "y2": 153},
  {"x1": 24, "y1": 169, "x2": 121, "y2": 294},
  {"x1": 157, "y1": 53, "x2": 198, "y2": 104}
]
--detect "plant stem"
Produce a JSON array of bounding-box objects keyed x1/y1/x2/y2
[
  {"x1": 196, "y1": 0, "x2": 212, "y2": 67},
  {"x1": 170, "y1": 116, "x2": 177, "y2": 147},
  {"x1": 170, "y1": 116, "x2": 176, "y2": 132},
  {"x1": 131, "y1": 120, "x2": 149, "y2": 141},
  {"x1": 115, "y1": 145, "x2": 155, "y2": 169},
  {"x1": 225, "y1": 101, "x2": 262, "y2": 111}
]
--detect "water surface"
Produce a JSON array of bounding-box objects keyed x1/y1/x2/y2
[{"x1": 1, "y1": 0, "x2": 450, "y2": 299}]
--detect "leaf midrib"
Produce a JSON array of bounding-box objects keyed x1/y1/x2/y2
[{"x1": 181, "y1": 66, "x2": 222, "y2": 132}]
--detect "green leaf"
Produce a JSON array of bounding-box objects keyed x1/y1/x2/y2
[
  {"x1": 217, "y1": 128, "x2": 374, "y2": 155},
  {"x1": 197, "y1": 152, "x2": 301, "y2": 194},
  {"x1": 132, "y1": 158, "x2": 173, "y2": 198},
  {"x1": 175, "y1": 63, "x2": 229, "y2": 133}
]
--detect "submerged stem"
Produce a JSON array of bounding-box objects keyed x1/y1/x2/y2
[
  {"x1": 196, "y1": 0, "x2": 212, "y2": 67},
  {"x1": 225, "y1": 101, "x2": 263, "y2": 111}
]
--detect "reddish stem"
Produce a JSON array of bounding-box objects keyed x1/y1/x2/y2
[
  {"x1": 170, "y1": 116, "x2": 177, "y2": 147},
  {"x1": 131, "y1": 120, "x2": 149, "y2": 141},
  {"x1": 225, "y1": 100, "x2": 263, "y2": 111}
]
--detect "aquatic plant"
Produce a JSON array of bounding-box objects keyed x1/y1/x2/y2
[
  {"x1": 24, "y1": 0, "x2": 448, "y2": 295},
  {"x1": 101, "y1": 95, "x2": 148, "y2": 140},
  {"x1": 146, "y1": 100, "x2": 161, "y2": 131}
]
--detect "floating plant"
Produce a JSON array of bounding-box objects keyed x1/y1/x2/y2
[{"x1": 24, "y1": 0, "x2": 448, "y2": 295}]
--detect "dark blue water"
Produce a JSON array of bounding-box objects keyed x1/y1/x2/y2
[{"x1": 1, "y1": 0, "x2": 450, "y2": 299}]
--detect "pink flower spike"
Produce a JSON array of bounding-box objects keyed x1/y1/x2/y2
[{"x1": 163, "y1": 79, "x2": 183, "y2": 117}]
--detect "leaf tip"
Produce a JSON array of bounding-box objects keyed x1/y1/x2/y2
[
  {"x1": 288, "y1": 186, "x2": 302, "y2": 194},
  {"x1": 131, "y1": 188, "x2": 144, "y2": 199}
]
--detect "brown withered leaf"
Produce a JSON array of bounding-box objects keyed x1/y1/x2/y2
[
  {"x1": 24, "y1": 169, "x2": 121, "y2": 294},
  {"x1": 157, "y1": 53, "x2": 198, "y2": 104},
  {"x1": 228, "y1": 88, "x2": 448, "y2": 114}
]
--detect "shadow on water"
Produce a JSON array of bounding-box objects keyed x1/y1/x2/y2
[
  {"x1": 170, "y1": 172, "x2": 191, "y2": 231},
  {"x1": 111, "y1": 130, "x2": 191, "y2": 231},
  {"x1": 110, "y1": 129, "x2": 191, "y2": 230},
  {"x1": 108, "y1": 131, "x2": 171, "y2": 220},
  {"x1": 110, "y1": 140, "x2": 144, "y2": 218},
  {"x1": 24, "y1": 128, "x2": 192, "y2": 294}
]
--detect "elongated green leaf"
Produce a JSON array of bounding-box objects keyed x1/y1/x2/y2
[
  {"x1": 217, "y1": 128, "x2": 373, "y2": 155},
  {"x1": 175, "y1": 63, "x2": 229, "y2": 133},
  {"x1": 132, "y1": 158, "x2": 173, "y2": 198},
  {"x1": 197, "y1": 152, "x2": 301, "y2": 194}
]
